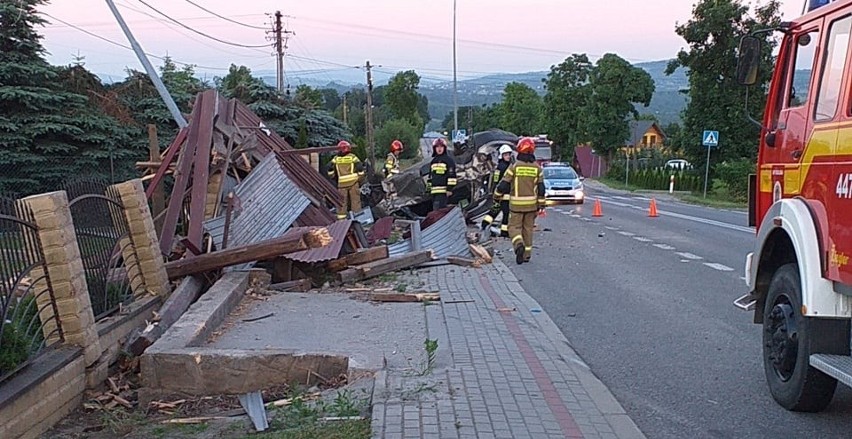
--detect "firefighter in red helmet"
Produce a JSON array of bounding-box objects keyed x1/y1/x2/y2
[
  {"x1": 327, "y1": 140, "x2": 365, "y2": 219},
  {"x1": 384, "y1": 140, "x2": 403, "y2": 179},
  {"x1": 494, "y1": 137, "x2": 546, "y2": 264}
]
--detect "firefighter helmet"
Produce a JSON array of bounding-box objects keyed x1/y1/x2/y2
[
  {"x1": 337, "y1": 140, "x2": 351, "y2": 154},
  {"x1": 517, "y1": 137, "x2": 536, "y2": 155},
  {"x1": 391, "y1": 140, "x2": 404, "y2": 153},
  {"x1": 432, "y1": 137, "x2": 447, "y2": 153},
  {"x1": 499, "y1": 144, "x2": 513, "y2": 156}
]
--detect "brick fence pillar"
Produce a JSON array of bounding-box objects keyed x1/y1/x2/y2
[
  {"x1": 19, "y1": 191, "x2": 101, "y2": 367},
  {"x1": 110, "y1": 179, "x2": 170, "y2": 297}
]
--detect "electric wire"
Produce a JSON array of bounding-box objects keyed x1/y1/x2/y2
[
  {"x1": 180, "y1": 0, "x2": 267, "y2": 30},
  {"x1": 135, "y1": 0, "x2": 271, "y2": 49}
]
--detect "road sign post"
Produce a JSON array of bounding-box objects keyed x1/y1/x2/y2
[{"x1": 702, "y1": 130, "x2": 719, "y2": 198}]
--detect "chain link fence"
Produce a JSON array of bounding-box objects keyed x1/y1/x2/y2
[{"x1": 0, "y1": 155, "x2": 142, "y2": 198}]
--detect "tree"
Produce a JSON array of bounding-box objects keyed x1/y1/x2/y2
[
  {"x1": 584, "y1": 54, "x2": 655, "y2": 158},
  {"x1": 294, "y1": 84, "x2": 323, "y2": 109},
  {"x1": 374, "y1": 118, "x2": 420, "y2": 160},
  {"x1": 441, "y1": 104, "x2": 503, "y2": 134},
  {"x1": 543, "y1": 54, "x2": 594, "y2": 158},
  {"x1": 319, "y1": 88, "x2": 341, "y2": 112},
  {"x1": 500, "y1": 82, "x2": 543, "y2": 135},
  {"x1": 385, "y1": 70, "x2": 424, "y2": 128},
  {"x1": 666, "y1": 0, "x2": 780, "y2": 164},
  {"x1": 0, "y1": 0, "x2": 137, "y2": 195}
]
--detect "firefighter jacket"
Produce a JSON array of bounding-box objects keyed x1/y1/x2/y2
[
  {"x1": 495, "y1": 153, "x2": 545, "y2": 212},
  {"x1": 328, "y1": 153, "x2": 364, "y2": 188},
  {"x1": 428, "y1": 153, "x2": 457, "y2": 195},
  {"x1": 491, "y1": 159, "x2": 511, "y2": 201},
  {"x1": 384, "y1": 153, "x2": 400, "y2": 178}
]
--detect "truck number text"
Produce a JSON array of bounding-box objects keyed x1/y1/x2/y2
[{"x1": 837, "y1": 173, "x2": 852, "y2": 199}]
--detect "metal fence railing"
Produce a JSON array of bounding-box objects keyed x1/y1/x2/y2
[
  {"x1": 0, "y1": 195, "x2": 63, "y2": 382},
  {"x1": 66, "y1": 183, "x2": 142, "y2": 320}
]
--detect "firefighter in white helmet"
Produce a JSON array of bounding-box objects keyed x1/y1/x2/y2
[{"x1": 480, "y1": 144, "x2": 514, "y2": 237}]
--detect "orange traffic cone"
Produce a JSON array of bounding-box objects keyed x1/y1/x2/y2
[
  {"x1": 592, "y1": 199, "x2": 603, "y2": 217},
  {"x1": 648, "y1": 198, "x2": 659, "y2": 217}
]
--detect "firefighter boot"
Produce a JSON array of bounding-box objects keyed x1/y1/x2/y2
[{"x1": 514, "y1": 243, "x2": 525, "y2": 265}]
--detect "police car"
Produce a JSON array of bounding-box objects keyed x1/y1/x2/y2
[{"x1": 542, "y1": 162, "x2": 584, "y2": 204}]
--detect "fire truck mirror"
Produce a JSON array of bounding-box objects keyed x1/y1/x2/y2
[{"x1": 737, "y1": 36, "x2": 762, "y2": 86}]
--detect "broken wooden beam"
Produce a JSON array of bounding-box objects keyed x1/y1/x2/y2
[
  {"x1": 447, "y1": 256, "x2": 478, "y2": 267},
  {"x1": 268, "y1": 279, "x2": 312, "y2": 292},
  {"x1": 125, "y1": 275, "x2": 205, "y2": 356},
  {"x1": 469, "y1": 244, "x2": 492, "y2": 264},
  {"x1": 337, "y1": 250, "x2": 433, "y2": 284},
  {"x1": 365, "y1": 292, "x2": 440, "y2": 303},
  {"x1": 164, "y1": 229, "x2": 328, "y2": 280},
  {"x1": 326, "y1": 246, "x2": 389, "y2": 272}
]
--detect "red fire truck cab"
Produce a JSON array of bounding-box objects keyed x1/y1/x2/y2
[{"x1": 735, "y1": 0, "x2": 852, "y2": 412}]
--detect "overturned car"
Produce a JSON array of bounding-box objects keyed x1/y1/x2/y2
[{"x1": 370, "y1": 129, "x2": 519, "y2": 221}]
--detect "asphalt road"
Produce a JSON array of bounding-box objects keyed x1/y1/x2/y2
[{"x1": 501, "y1": 183, "x2": 852, "y2": 439}]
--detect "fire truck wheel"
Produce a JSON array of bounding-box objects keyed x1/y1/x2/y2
[{"x1": 763, "y1": 263, "x2": 839, "y2": 412}]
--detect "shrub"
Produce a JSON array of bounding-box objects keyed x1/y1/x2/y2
[
  {"x1": 374, "y1": 118, "x2": 421, "y2": 160},
  {"x1": 714, "y1": 158, "x2": 754, "y2": 201}
]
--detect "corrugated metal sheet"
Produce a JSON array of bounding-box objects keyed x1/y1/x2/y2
[
  {"x1": 204, "y1": 153, "x2": 309, "y2": 250},
  {"x1": 233, "y1": 102, "x2": 341, "y2": 216},
  {"x1": 388, "y1": 207, "x2": 470, "y2": 259},
  {"x1": 283, "y1": 220, "x2": 352, "y2": 263}
]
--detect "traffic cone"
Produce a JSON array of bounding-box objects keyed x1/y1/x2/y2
[
  {"x1": 648, "y1": 198, "x2": 659, "y2": 217},
  {"x1": 592, "y1": 199, "x2": 603, "y2": 217}
]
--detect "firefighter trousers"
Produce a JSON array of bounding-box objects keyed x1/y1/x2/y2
[
  {"x1": 337, "y1": 184, "x2": 361, "y2": 219},
  {"x1": 509, "y1": 210, "x2": 536, "y2": 260},
  {"x1": 483, "y1": 200, "x2": 510, "y2": 236},
  {"x1": 432, "y1": 193, "x2": 448, "y2": 211}
]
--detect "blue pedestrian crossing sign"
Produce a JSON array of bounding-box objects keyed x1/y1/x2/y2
[{"x1": 702, "y1": 130, "x2": 719, "y2": 147}]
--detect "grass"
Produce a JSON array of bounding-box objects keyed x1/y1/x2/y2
[
  {"x1": 599, "y1": 177, "x2": 642, "y2": 192},
  {"x1": 253, "y1": 419, "x2": 370, "y2": 439},
  {"x1": 678, "y1": 194, "x2": 747, "y2": 209},
  {"x1": 258, "y1": 388, "x2": 370, "y2": 439}
]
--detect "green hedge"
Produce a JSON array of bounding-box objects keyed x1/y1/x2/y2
[{"x1": 607, "y1": 165, "x2": 702, "y2": 192}]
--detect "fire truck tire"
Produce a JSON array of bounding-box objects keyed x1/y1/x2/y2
[{"x1": 763, "y1": 263, "x2": 839, "y2": 412}]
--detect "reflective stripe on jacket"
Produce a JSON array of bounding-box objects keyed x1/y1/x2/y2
[
  {"x1": 329, "y1": 153, "x2": 363, "y2": 188},
  {"x1": 495, "y1": 162, "x2": 545, "y2": 212}
]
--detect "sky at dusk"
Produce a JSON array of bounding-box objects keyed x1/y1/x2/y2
[{"x1": 37, "y1": 0, "x2": 806, "y2": 83}]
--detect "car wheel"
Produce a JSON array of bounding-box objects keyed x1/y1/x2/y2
[{"x1": 763, "y1": 263, "x2": 844, "y2": 412}]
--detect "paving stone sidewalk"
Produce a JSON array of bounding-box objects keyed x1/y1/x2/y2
[{"x1": 370, "y1": 257, "x2": 645, "y2": 439}]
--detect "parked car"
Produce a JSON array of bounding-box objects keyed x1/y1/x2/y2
[
  {"x1": 542, "y1": 163, "x2": 584, "y2": 204},
  {"x1": 665, "y1": 159, "x2": 691, "y2": 170}
]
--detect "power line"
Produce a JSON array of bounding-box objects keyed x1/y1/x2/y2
[
  {"x1": 41, "y1": 12, "x2": 231, "y2": 71},
  {"x1": 180, "y1": 0, "x2": 267, "y2": 30},
  {"x1": 135, "y1": 0, "x2": 271, "y2": 49}
]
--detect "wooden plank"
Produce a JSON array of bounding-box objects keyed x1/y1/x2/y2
[
  {"x1": 187, "y1": 90, "x2": 217, "y2": 250},
  {"x1": 447, "y1": 256, "x2": 477, "y2": 267},
  {"x1": 164, "y1": 229, "x2": 328, "y2": 280},
  {"x1": 365, "y1": 292, "x2": 440, "y2": 303},
  {"x1": 337, "y1": 250, "x2": 433, "y2": 284},
  {"x1": 160, "y1": 110, "x2": 199, "y2": 256},
  {"x1": 125, "y1": 275, "x2": 204, "y2": 356},
  {"x1": 268, "y1": 279, "x2": 312, "y2": 292},
  {"x1": 468, "y1": 244, "x2": 492, "y2": 264},
  {"x1": 146, "y1": 127, "x2": 187, "y2": 199},
  {"x1": 148, "y1": 125, "x2": 167, "y2": 238},
  {"x1": 327, "y1": 246, "x2": 389, "y2": 272}
]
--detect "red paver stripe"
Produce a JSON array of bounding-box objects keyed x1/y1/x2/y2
[{"x1": 479, "y1": 273, "x2": 585, "y2": 438}]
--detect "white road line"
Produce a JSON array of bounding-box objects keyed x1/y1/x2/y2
[
  {"x1": 618, "y1": 231, "x2": 636, "y2": 237},
  {"x1": 704, "y1": 263, "x2": 735, "y2": 272},
  {"x1": 570, "y1": 214, "x2": 581, "y2": 218},
  {"x1": 653, "y1": 244, "x2": 676, "y2": 250},
  {"x1": 676, "y1": 252, "x2": 703, "y2": 260},
  {"x1": 605, "y1": 226, "x2": 619, "y2": 231},
  {"x1": 561, "y1": 211, "x2": 571, "y2": 215},
  {"x1": 633, "y1": 237, "x2": 653, "y2": 242},
  {"x1": 596, "y1": 199, "x2": 753, "y2": 234},
  {"x1": 612, "y1": 196, "x2": 632, "y2": 201},
  {"x1": 740, "y1": 276, "x2": 748, "y2": 281},
  {"x1": 581, "y1": 218, "x2": 592, "y2": 222}
]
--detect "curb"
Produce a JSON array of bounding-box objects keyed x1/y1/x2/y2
[{"x1": 490, "y1": 257, "x2": 647, "y2": 439}]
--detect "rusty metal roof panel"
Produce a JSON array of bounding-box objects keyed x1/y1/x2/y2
[
  {"x1": 388, "y1": 207, "x2": 470, "y2": 259},
  {"x1": 283, "y1": 219, "x2": 352, "y2": 263},
  {"x1": 204, "y1": 153, "x2": 309, "y2": 250},
  {"x1": 232, "y1": 102, "x2": 341, "y2": 210}
]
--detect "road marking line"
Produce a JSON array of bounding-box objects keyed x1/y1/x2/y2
[
  {"x1": 676, "y1": 252, "x2": 703, "y2": 260},
  {"x1": 633, "y1": 237, "x2": 652, "y2": 242},
  {"x1": 740, "y1": 276, "x2": 748, "y2": 281},
  {"x1": 596, "y1": 199, "x2": 753, "y2": 234},
  {"x1": 581, "y1": 218, "x2": 591, "y2": 222},
  {"x1": 570, "y1": 214, "x2": 581, "y2": 218},
  {"x1": 605, "y1": 226, "x2": 619, "y2": 231},
  {"x1": 618, "y1": 231, "x2": 635, "y2": 237},
  {"x1": 704, "y1": 263, "x2": 735, "y2": 272},
  {"x1": 653, "y1": 244, "x2": 676, "y2": 250}
]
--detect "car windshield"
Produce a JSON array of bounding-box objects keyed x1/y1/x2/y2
[{"x1": 543, "y1": 167, "x2": 577, "y2": 180}]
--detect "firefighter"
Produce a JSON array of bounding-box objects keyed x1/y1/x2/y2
[
  {"x1": 480, "y1": 144, "x2": 514, "y2": 237},
  {"x1": 428, "y1": 137, "x2": 457, "y2": 210},
  {"x1": 327, "y1": 140, "x2": 365, "y2": 220},
  {"x1": 384, "y1": 140, "x2": 403, "y2": 178},
  {"x1": 495, "y1": 137, "x2": 546, "y2": 264}
]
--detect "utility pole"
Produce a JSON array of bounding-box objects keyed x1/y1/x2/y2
[
  {"x1": 273, "y1": 11, "x2": 294, "y2": 94},
  {"x1": 104, "y1": 0, "x2": 186, "y2": 128},
  {"x1": 365, "y1": 61, "x2": 375, "y2": 172},
  {"x1": 343, "y1": 94, "x2": 348, "y2": 125},
  {"x1": 452, "y1": 0, "x2": 458, "y2": 140}
]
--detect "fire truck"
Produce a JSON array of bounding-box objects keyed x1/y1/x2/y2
[{"x1": 734, "y1": 0, "x2": 852, "y2": 412}]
